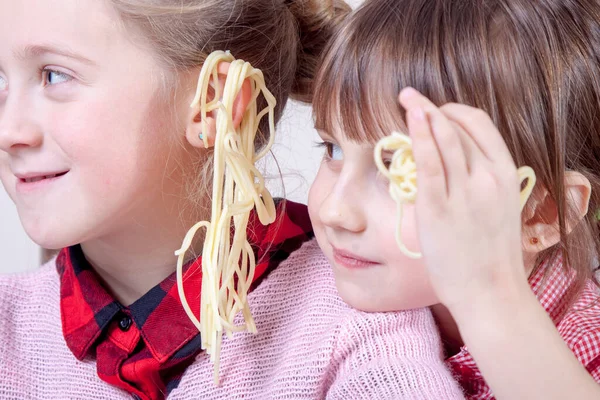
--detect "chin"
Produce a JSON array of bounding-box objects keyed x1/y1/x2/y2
[
  {"x1": 334, "y1": 279, "x2": 390, "y2": 312},
  {"x1": 21, "y1": 219, "x2": 78, "y2": 250},
  {"x1": 334, "y1": 278, "x2": 438, "y2": 313}
]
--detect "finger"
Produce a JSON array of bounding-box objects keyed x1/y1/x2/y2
[
  {"x1": 448, "y1": 120, "x2": 489, "y2": 174},
  {"x1": 443, "y1": 104, "x2": 524, "y2": 219},
  {"x1": 400, "y1": 87, "x2": 469, "y2": 192},
  {"x1": 404, "y1": 105, "x2": 447, "y2": 204},
  {"x1": 440, "y1": 103, "x2": 515, "y2": 166}
]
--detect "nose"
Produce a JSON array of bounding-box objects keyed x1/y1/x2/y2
[
  {"x1": 318, "y1": 170, "x2": 368, "y2": 234},
  {"x1": 0, "y1": 91, "x2": 43, "y2": 154}
]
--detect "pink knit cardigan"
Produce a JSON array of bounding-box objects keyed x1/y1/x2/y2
[{"x1": 0, "y1": 239, "x2": 464, "y2": 399}]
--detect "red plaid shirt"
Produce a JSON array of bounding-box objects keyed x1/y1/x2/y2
[
  {"x1": 446, "y1": 253, "x2": 600, "y2": 399},
  {"x1": 57, "y1": 200, "x2": 313, "y2": 400}
]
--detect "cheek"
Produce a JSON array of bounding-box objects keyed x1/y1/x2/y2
[
  {"x1": 43, "y1": 100, "x2": 132, "y2": 165},
  {"x1": 377, "y1": 202, "x2": 438, "y2": 309},
  {"x1": 308, "y1": 165, "x2": 335, "y2": 258},
  {"x1": 0, "y1": 158, "x2": 16, "y2": 201},
  {"x1": 388, "y1": 263, "x2": 438, "y2": 310},
  {"x1": 59, "y1": 91, "x2": 173, "y2": 173},
  {"x1": 369, "y1": 185, "x2": 421, "y2": 251},
  {"x1": 394, "y1": 203, "x2": 422, "y2": 254},
  {"x1": 307, "y1": 165, "x2": 329, "y2": 227}
]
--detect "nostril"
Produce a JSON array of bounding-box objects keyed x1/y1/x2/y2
[
  {"x1": 0, "y1": 125, "x2": 44, "y2": 153},
  {"x1": 1, "y1": 143, "x2": 32, "y2": 154}
]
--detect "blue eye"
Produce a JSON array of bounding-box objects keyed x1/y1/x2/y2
[
  {"x1": 0, "y1": 76, "x2": 6, "y2": 91},
  {"x1": 315, "y1": 140, "x2": 343, "y2": 162},
  {"x1": 44, "y1": 69, "x2": 72, "y2": 85},
  {"x1": 329, "y1": 143, "x2": 343, "y2": 160}
]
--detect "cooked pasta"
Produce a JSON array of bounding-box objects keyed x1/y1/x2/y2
[
  {"x1": 375, "y1": 131, "x2": 536, "y2": 259},
  {"x1": 174, "y1": 50, "x2": 277, "y2": 384}
]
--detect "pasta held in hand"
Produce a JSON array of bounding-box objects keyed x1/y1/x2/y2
[
  {"x1": 375, "y1": 131, "x2": 536, "y2": 258},
  {"x1": 174, "y1": 50, "x2": 277, "y2": 384}
]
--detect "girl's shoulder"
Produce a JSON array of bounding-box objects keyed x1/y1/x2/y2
[
  {"x1": 557, "y1": 280, "x2": 600, "y2": 381},
  {"x1": 272, "y1": 238, "x2": 452, "y2": 349},
  {"x1": 0, "y1": 259, "x2": 61, "y2": 311},
  {"x1": 274, "y1": 238, "x2": 448, "y2": 347},
  {"x1": 0, "y1": 259, "x2": 114, "y2": 399},
  {"x1": 531, "y1": 255, "x2": 600, "y2": 336},
  {"x1": 533, "y1": 254, "x2": 600, "y2": 382},
  {"x1": 171, "y1": 239, "x2": 463, "y2": 399},
  {"x1": 0, "y1": 259, "x2": 62, "y2": 344}
]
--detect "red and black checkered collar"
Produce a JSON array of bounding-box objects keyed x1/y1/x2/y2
[{"x1": 57, "y1": 200, "x2": 313, "y2": 362}]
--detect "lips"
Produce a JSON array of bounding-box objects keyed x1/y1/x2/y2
[
  {"x1": 21, "y1": 172, "x2": 68, "y2": 183},
  {"x1": 332, "y1": 246, "x2": 379, "y2": 269},
  {"x1": 14, "y1": 171, "x2": 70, "y2": 193},
  {"x1": 17, "y1": 171, "x2": 68, "y2": 183}
]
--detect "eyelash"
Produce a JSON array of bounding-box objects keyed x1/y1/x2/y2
[
  {"x1": 381, "y1": 154, "x2": 393, "y2": 170},
  {"x1": 314, "y1": 141, "x2": 337, "y2": 161},
  {"x1": 41, "y1": 68, "x2": 73, "y2": 86},
  {"x1": 316, "y1": 141, "x2": 395, "y2": 182}
]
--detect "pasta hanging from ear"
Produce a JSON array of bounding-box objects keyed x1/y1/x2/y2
[
  {"x1": 375, "y1": 131, "x2": 536, "y2": 259},
  {"x1": 174, "y1": 50, "x2": 277, "y2": 385}
]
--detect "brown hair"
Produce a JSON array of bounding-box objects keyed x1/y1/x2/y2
[
  {"x1": 314, "y1": 0, "x2": 600, "y2": 304},
  {"x1": 108, "y1": 0, "x2": 350, "y2": 213}
]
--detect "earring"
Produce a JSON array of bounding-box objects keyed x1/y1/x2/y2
[
  {"x1": 530, "y1": 237, "x2": 539, "y2": 245},
  {"x1": 199, "y1": 132, "x2": 204, "y2": 140}
]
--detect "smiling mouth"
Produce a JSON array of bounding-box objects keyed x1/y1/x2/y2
[
  {"x1": 20, "y1": 171, "x2": 68, "y2": 183},
  {"x1": 332, "y1": 247, "x2": 380, "y2": 269}
]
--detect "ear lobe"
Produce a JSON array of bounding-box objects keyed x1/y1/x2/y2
[
  {"x1": 185, "y1": 102, "x2": 216, "y2": 149},
  {"x1": 522, "y1": 189, "x2": 561, "y2": 253}
]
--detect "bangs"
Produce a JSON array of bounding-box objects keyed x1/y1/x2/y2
[
  {"x1": 313, "y1": 0, "x2": 494, "y2": 143},
  {"x1": 313, "y1": 11, "x2": 406, "y2": 143}
]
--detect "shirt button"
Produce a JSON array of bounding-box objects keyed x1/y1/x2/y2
[{"x1": 118, "y1": 315, "x2": 132, "y2": 332}]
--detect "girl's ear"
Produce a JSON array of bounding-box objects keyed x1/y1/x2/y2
[
  {"x1": 522, "y1": 171, "x2": 592, "y2": 253},
  {"x1": 185, "y1": 62, "x2": 252, "y2": 149}
]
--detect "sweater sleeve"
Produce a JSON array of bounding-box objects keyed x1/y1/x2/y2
[{"x1": 324, "y1": 308, "x2": 464, "y2": 400}]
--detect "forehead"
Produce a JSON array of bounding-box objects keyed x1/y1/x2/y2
[{"x1": 0, "y1": 0, "x2": 121, "y2": 62}]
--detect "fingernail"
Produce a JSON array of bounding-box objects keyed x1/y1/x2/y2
[
  {"x1": 402, "y1": 87, "x2": 420, "y2": 99},
  {"x1": 410, "y1": 107, "x2": 425, "y2": 121}
]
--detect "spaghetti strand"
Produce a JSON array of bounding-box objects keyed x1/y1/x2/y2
[
  {"x1": 375, "y1": 131, "x2": 536, "y2": 259},
  {"x1": 175, "y1": 51, "x2": 277, "y2": 385}
]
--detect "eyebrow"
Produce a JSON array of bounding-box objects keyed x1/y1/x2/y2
[{"x1": 14, "y1": 44, "x2": 95, "y2": 66}]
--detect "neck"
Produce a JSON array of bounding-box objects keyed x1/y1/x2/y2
[{"x1": 81, "y1": 205, "x2": 204, "y2": 306}]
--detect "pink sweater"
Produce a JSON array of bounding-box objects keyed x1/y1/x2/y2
[{"x1": 0, "y1": 240, "x2": 463, "y2": 399}]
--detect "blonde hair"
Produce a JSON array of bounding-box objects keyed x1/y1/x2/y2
[
  {"x1": 110, "y1": 0, "x2": 349, "y2": 115},
  {"x1": 109, "y1": 0, "x2": 350, "y2": 211}
]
